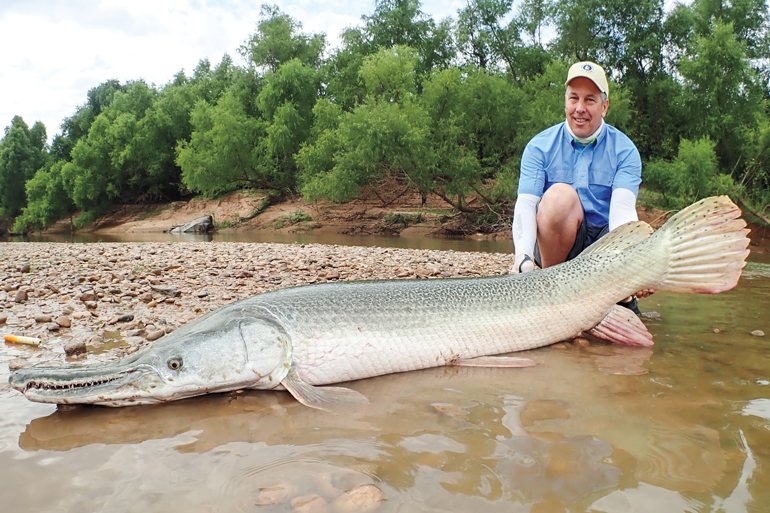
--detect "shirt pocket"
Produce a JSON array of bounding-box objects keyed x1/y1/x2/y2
[
  {"x1": 545, "y1": 166, "x2": 573, "y2": 184},
  {"x1": 589, "y1": 166, "x2": 613, "y2": 202}
]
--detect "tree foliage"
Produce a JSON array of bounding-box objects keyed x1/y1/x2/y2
[{"x1": 3, "y1": 0, "x2": 770, "y2": 231}]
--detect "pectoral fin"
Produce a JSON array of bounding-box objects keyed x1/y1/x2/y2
[
  {"x1": 281, "y1": 367, "x2": 369, "y2": 413},
  {"x1": 450, "y1": 356, "x2": 537, "y2": 368},
  {"x1": 589, "y1": 305, "x2": 654, "y2": 347}
]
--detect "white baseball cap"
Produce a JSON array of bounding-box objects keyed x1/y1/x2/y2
[{"x1": 565, "y1": 61, "x2": 609, "y2": 99}]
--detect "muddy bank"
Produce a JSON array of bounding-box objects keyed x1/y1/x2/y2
[
  {"x1": 36, "y1": 191, "x2": 770, "y2": 253},
  {"x1": 0, "y1": 242, "x2": 514, "y2": 371}
]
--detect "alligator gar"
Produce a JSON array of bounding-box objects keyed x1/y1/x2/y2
[{"x1": 9, "y1": 196, "x2": 750, "y2": 410}]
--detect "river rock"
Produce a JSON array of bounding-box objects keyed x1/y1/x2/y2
[
  {"x1": 9, "y1": 358, "x2": 32, "y2": 370},
  {"x1": 64, "y1": 340, "x2": 86, "y2": 355},
  {"x1": 751, "y1": 330, "x2": 765, "y2": 337},
  {"x1": 47, "y1": 322, "x2": 60, "y2": 331},
  {"x1": 151, "y1": 285, "x2": 181, "y2": 298},
  {"x1": 256, "y1": 483, "x2": 295, "y2": 507},
  {"x1": 14, "y1": 290, "x2": 27, "y2": 303},
  {"x1": 56, "y1": 316, "x2": 72, "y2": 328},
  {"x1": 78, "y1": 291, "x2": 96, "y2": 302},
  {"x1": 291, "y1": 494, "x2": 329, "y2": 513},
  {"x1": 138, "y1": 292, "x2": 153, "y2": 303},
  {"x1": 35, "y1": 314, "x2": 53, "y2": 323},
  {"x1": 0, "y1": 314, "x2": 7, "y2": 324},
  {"x1": 330, "y1": 485, "x2": 384, "y2": 513},
  {"x1": 20, "y1": 264, "x2": 31, "y2": 273},
  {"x1": 146, "y1": 330, "x2": 165, "y2": 341}
]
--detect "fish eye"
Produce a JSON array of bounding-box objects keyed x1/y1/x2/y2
[{"x1": 167, "y1": 357, "x2": 183, "y2": 371}]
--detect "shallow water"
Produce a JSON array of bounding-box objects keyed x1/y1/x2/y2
[
  {"x1": 7, "y1": 230, "x2": 514, "y2": 254},
  {"x1": 2, "y1": 262, "x2": 769, "y2": 512}
]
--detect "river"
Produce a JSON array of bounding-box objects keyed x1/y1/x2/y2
[{"x1": 1, "y1": 235, "x2": 769, "y2": 512}]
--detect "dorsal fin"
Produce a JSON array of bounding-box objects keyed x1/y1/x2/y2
[{"x1": 579, "y1": 221, "x2": 653, "y2": 258}]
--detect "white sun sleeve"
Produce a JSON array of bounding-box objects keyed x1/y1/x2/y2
[
  {"x1": 512, "y1": 193, "x2": 539, "y2": 263},
  {"x1": 608, "y1": 187, "x2": 638, "y2": 231}
]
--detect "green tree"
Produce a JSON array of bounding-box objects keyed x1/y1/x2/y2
[
  {"x1": 177, "y1": 92, "x2": 278, "y2": 195},
  {"x1": 60, "y1": 81, "x2": 158, "y2": 225},
  {"x1": 239, "y1": 4, "x2": 326, "y2": 73},
  {"x1": 14, "y1": 160, "x2": 74, "y2": 232},
  {"x1": 0, "y1": 117, "x2": 47, "y2": 217}
]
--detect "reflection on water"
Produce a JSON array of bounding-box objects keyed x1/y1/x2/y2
[
  {"x1": 1, "y1": 263, "x2": 770, "y2": 511},
  {"x1": 7, "y1": 230, "x2": 514, "y2": 254}
]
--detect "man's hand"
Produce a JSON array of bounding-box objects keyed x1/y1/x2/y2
[
  {"x1": 512, "y1": 254, "x2": 535, "y2": 274},
  {"x1": 635, "y1": 288, "x2": 655, "y2": 299}
]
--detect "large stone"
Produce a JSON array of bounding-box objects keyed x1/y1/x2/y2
[
  {"x1": 64, "y1": 340, "x2": 86, "y2": 355},
  {"x1": 146, "y1": 330, "x2": 165, "y2": 341},
  {"x1": 330, "y1": 485, "x2": 384, "y2": 513},
  {"x1": 151, "y1": 285, "x2": 181, "y2": 298},
  {"x1": 169, "y1": 215, "x2": 213, "y2": 234}
]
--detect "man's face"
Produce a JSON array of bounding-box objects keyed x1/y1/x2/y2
[{"x1": 565, "y1": 77, "x2": 608, "y2": 139}]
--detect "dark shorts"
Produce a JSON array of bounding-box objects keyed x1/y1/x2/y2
[{"x1": 532, "y1": 201, "x2": 609, "y2": 268}]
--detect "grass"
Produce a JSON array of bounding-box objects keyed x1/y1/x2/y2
[{"x1": 275, "y1": 210, "x2": 312, "y2": 229}]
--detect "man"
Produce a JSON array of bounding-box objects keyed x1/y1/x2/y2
[{"x1": 511, "y1": 61, "x2": 652, "y2": 313}]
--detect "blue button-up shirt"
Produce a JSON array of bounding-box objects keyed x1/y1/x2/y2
[{"x1": 517, "y1": 122, "x2": 642, "y2": 226}]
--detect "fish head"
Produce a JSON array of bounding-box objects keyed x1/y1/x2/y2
[{"x1": 10, "y1": 314, "x2": 292, "y2": 406}]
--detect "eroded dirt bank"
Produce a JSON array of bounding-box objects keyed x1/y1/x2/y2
[{"x1": 40, "y1": 190, "x2": 770, "y2": 253}]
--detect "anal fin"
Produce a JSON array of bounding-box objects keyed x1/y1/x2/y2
[
  {"x1": 589, "y1": 305, "x2": 654, "y2": 347},
  {"x1": 281, "y1": 367, "x2": 369, "y2": 413},
  {"x1": 450, "y1": 356, "x2": 537, "y2": 368}
]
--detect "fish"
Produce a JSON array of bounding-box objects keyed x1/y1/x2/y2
[{"x1": 9, "y1": 196, "x2": 750, "y2": 410}]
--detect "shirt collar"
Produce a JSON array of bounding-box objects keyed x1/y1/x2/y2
[{"x1": 564, "y1": 120, "x2": 605, "y2": 147}]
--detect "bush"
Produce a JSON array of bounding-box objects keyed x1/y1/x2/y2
[{"x1": 642, "y1": 137, "x2": 739, "y2": 208}]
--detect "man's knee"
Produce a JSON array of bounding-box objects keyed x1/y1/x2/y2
[{"x1": 538, "y1": 184, "x2": 582, "y2": 227}]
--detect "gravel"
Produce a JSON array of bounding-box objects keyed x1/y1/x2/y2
[{"x1": 0, "y1": 241, "x2": 513, "y2": 367}]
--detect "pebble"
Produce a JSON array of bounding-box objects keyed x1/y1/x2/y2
[
  {"x1": 0, "y1": 241, "x2": 516, "y2": 369},
  {"x1": 713, "y1": 328, "x2": 720, "y2": 334},
  {"x1": 330, "y1": 485, "x2": 384, "y2": 513},
  {"x1": 572, "y1": 337, "x2": 590, "y2": 347},
  {"x1": 56, "y1": 316, "x2": 72, "y2": 327},
  {"x1": 151, "y1": 285, "x2": 181, "y2": 298},
  {"x1": 35, "y1": 314, "x2": 53, "y2": 323},
  {"x1": 9, "y1": 358, "x2": 30, "y2": 370},
  {"x1": 291, "y1": 494, "x2": 329, "y2": 513},
  {"x1": 146, "y1": 330, "x2": 165, "y2": 341},
  {"x1": 14, "y1": 290, "x2": 27, "y2": 303},
  {"x1": 256, "y1": 483, "x2": 295, "y2": 507},
  {"x1": 641, "y1": 311, "x2": 661, "y2": 319},
  {"x1": 751, "y1": 330, "x2": 765, "y2": 337},
  {"x1": 64, "y1": 340, "x2": 87, "y2": 355}
]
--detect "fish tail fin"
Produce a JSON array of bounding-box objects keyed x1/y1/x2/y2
[{"x1": 653, "y1": 196, "x2": 750, "y2": 294}]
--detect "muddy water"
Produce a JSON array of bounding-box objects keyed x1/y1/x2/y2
[
  {"x1": 9, "y1": 230, "x2": 514, "y2": 254},
  {"x1": 2, "y1": 263, "x2": 769, "y2": 512}
]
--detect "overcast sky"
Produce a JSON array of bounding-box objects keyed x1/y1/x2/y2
[{"x1": 0, "y1": 0, "x2": 465, "y2": 142}]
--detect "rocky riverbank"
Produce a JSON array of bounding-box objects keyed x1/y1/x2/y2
[{"x1": 0, "y1": 242, "x2": 514, "y2": 372}]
